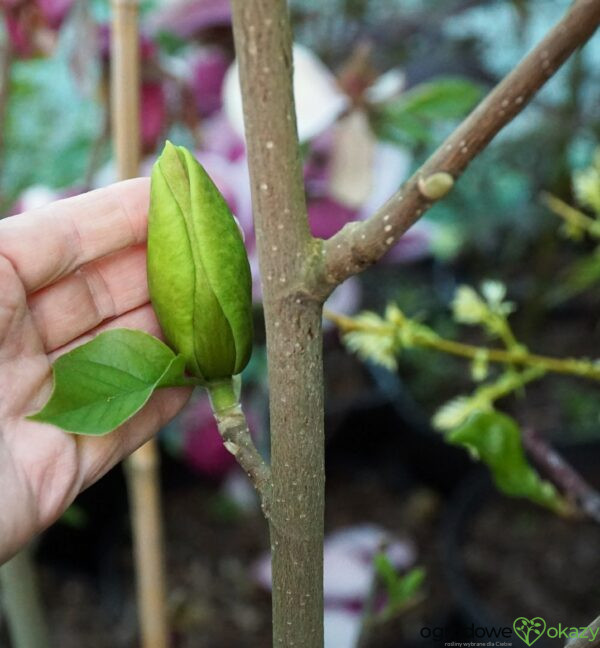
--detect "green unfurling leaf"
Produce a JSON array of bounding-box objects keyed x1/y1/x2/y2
[
  {"x1": 342, "y1": 311, "x2": 398, "y2": 370},
  {"x1": 433, "y1": 396, "x2": 477, "y2": 431},
  {"x1": 447, "y1": 411, "x2": 567, "y2": 513},
  {"x1": 433, "y1": 368, "x2": 543, "y2": 431},
  {"x1": 470, "y1": 348, "x2": 490, "y2": 382},
  {"x1": 451, "y1": 282, "x2": 517, "y2": 348},
  {"x1": 29, "y1": 329, "x2": 188, "y2": 435},
  {"x1": 373, "y1": 554, "x2": 426, "y2": 618}
]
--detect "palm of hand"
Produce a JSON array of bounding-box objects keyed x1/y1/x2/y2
[{"x1": 0, "y1": 179, "x2": 190, "y2": 562}]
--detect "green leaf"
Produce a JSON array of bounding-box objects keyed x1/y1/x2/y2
[
  {"x1": 446, "y1": 411, "x2": 567, "y2": 513},
  {"x1": 373, "y1": 552, "x2": 398, "y2": 594},
  {"x1": 374, "y1": 77, "x2": 483, "y2": 146},
  {"x1": 374, "y1": 553, "x2": 425, "y2": 615},
  {"x1": 29, "y1": 329, "x2": 188, "y2": 435},
  {"x1": 374, "y1": 110, "x2": 433, "y2": 146},
  {"x1": 394, "y1": 567, "x2": 426, "y2": 603},
  {"x1": 389, "y1": 78, "x2": 483, "y2": 120}
]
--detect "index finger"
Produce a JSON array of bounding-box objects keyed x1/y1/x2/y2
[{"x1": 0, "y1": 177, "x2": 150, "y2": 293}]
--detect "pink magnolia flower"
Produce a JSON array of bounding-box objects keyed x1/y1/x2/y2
[
  {"x1": 141, "y1": 81, "x2": 167, "y2": 154},
  {"x1": 3, "y1": 0, "x2": 76, "y2": 57},
  {"x1": 224, "y1": 43, "x2": 349, "y2": 143},
  {"x1": 147, "y1": 0, "x2": 231, "y2": 39},
  {"x1": 303, "y1": 128, "x2": 433, "y2": 263},
  {"x1": 38, "y1": 0, "x2": 73, "y2": 28},
  {"x1": 200, "y1": 110, "x2": 245, "y2": 161},
  {"x1": 308, "y1": 198, "x2": 358, "y2": 241},
  {"x1": 189, "y1": 47, "x2": 230, "y2": 118},
  {"x1": 98, "y1": 27, "x2": 168, "y2": 154}
]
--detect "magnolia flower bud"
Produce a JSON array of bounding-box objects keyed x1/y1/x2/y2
[{"x1": 147, "y1": 142, "x2": 253, "y2": 381}]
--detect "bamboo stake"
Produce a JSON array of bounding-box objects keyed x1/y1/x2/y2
[
  {"x1": 0, "y1": 547, "x2": 50, "y2": 648},
  {"x1": 110, "y1": 2, "x2": 169, "y2": 647},
  {"x1": 110, "y1": 0, "x2": 141, "y2": 180},
  {"x1": 124, "y1": 442, "x2": 169, "y2": 648}
]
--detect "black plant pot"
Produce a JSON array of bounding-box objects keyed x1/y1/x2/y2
[{"x1": 441, "y1": 446, "x2": 600, "y2": 648}]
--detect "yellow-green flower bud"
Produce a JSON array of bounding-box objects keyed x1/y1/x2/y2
[{"x1": 147, "y1": 142, "x2": 253, "y2": 381}]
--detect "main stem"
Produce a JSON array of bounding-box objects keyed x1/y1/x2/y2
[{"x1": 230, "y1": 1, "x2": 325, "y2": 646}]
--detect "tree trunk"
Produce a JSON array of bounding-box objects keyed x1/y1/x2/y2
[{"x1": 230, "y1": 1, "x2": 326, "y2": 645}]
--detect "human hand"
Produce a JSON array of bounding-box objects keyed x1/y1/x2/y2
[{"x1": 0, "y1": 178, "x2": 191, "y2": 563}]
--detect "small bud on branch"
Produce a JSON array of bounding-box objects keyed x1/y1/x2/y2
[{"x1": 417, "y1": 172, "x2": 454, "y2": 201}]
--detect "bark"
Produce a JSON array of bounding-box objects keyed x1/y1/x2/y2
[{"x1": 230, "y1": 1, "x2": 325, "y2": 646}]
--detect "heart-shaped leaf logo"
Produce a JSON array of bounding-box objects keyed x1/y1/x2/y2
[{"x1": 513, "y1": 617, "x2": 547, "y2": 646}]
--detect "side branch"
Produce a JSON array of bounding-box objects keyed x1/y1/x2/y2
[
  {"x1": 213, "y1": 403, "x2": 273, "y2": 512},
  {"x1": 523, "y1": 428, "x2": 600, "y2": 524},
  {"x1": 320, "y1": 0, "x2": 600, "y2": 292},
  {"x1": 326, "y1": 309, "x2": 600, "y2": 381}
]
